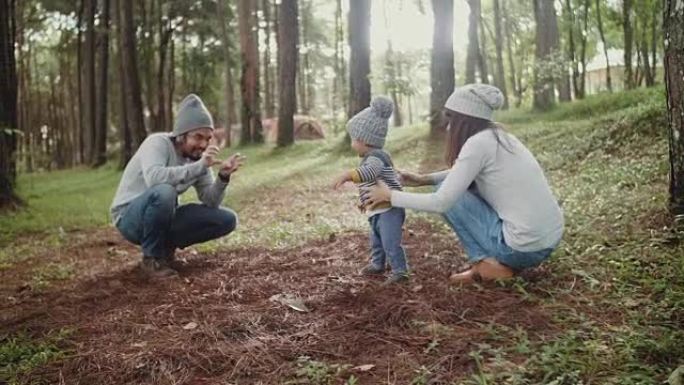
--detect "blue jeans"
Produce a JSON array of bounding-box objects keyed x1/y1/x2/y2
[
  {"x1": 441, "y1": 189, "x2": 555, "y2": 271},
  {"x1": 369, "y1": 207, "x2": 408, "y2": 275},
  {"x1": 115, "y1": 184, "x2": 238, "y2": 259}
]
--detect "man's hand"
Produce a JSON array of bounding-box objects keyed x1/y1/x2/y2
[
  {"x1": 218, "y1": 153, "x2": 247, "y2": 176},
  {"x1": 332, "y1": 171, "x2": 352, "y2": 190},
  {"x1": 201, "y1": 145, "x2": 222, "y2": 167}
]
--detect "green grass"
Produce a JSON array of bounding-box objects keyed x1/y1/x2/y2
[
  {"x1": 0, "y1": 330, "x2": 71, "y2": 385},
  {"x1": 2, "y1": 87, "x2": 684, "y2": 383},
  {"x1": 496, "y1": 86, "x2": 665, "y2": 124},
  {"x1": 0, "y1": 166, "x2": 121, "y2": 244}
]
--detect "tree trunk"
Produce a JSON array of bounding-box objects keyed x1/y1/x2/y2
[
  {"x1": 67, "y1": 52, "x2": 80, "y2": 165},
  {"x1": 140, "y1": 0, "x2": 156, "y2": 133},
  {"x1": 393, "y1": 54, "x2": 403, "y2": 126},
  {"x1": 664, "y1": 0, "x2": 684, "y2": 216},
  {"x1": 120, "y1": 0, "x2": 146, "y2": 148},
  {"x1": 48, "y1": 73, "x2": 62, "y2": 168},
  {"x1": 297, "y1": 1, "x2": 308, "y2": 114},
  {"x1": 15, "y1": 0, "x2": 27, "y2": 170},
  {"x1": 465, "y1": 0, "x2": 480, "y2": 84},
  {"x1": 277, "y1": 0, "x2": 298, "y2": 147},
  {"x1": 556, "y1": 0, "x2": 572, "y2": 102},
  {"x1": 23, "y1": 42, "x2": 33, "y2": 172},
  {"x1": 651, "y1": 2, "x2": 658, "y2": 81},
  {"x1": 332, "y1": 0, "x2": 343, "y2": 126},
  {"x1": 348, "y1": 0, "x2": 371, "y2": 119},
  {"x1": 492, "y1": 0, "x2": 509, "y2": 109},
  {"x1": 237, "y1": 0, "x2": 263, "y2": 145},
  {"x1": 298, "y1": 1, "x2": 314, "y2": 115},
  {"x1": 113, "y1": 0, "x2": 131, "y2": 167},
  {"x1": 271, "y1": 0, "x2": 279, "y2": 117},
  {"x1": 578, "y1": 0, "x2": 589, "y2": 98},
  {"x1": 385, "y1": 44, "x2": 403, "y2": 127},
  {"x1": 634, "y1": 17, "x2": 643, "y2": 86},
  {"x1": 478, "y1": 12, "x2": 490, "y2": 84},
  {"x1": 167, "y1": 35, "x2": 174, "y2": 133},
  {"x1": 262, "y1": 0, "x2": 274, "y2": 118},
  {"x1": 407, "y1": 93, "x2": 413, "y2": 124},
  {"x1": 641, "y1": 24, "x2": 654, "y2": 86},
  {"x1": 640, "y1": 3, "x2": 655, "y2": 87},
  {"x1": 217, "y1": 0, "x2": 235, "y2": 146},
  {"x1": 156, "y1": 3, "x2": 172, "y2": 133},
  {"x1": 564, "y1": 0, "x2": 580, "y2": 99},
  {"x1": 596, "y1": 0, "x2": 612, "y2": 92},
  {"x1": 503, "y1": 0, "x2": 521, "y2": 107},
  {"x1": 76, "y1": 0, "x2": 84, "y2": 163},
  {"x1": 93, "y1": 0, "x2": 110, "y2": 167},
  {"x1": 623, "y1": 0, "x2": 634, "y2": 89},
  {"x1": 430, "y1": 0, "x2": 454, "y2": 135},
  {"x1": 84, "y1": 0, "x2": 97, "y2": 164},
  {"x1": 533, "y1": 0, "x2": 557, "y2": 110},
  {"x1": 0, "y1": 0, "x2": 21, "y2": 209}
]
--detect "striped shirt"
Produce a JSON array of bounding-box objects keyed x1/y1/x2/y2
[{"x1": 350, "y1": 149, "x2": 402, "y2": 217}]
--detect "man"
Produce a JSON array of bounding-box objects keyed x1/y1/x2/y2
[{"x1": 110, "y1": 94, "x2": 244, "y2": 277}]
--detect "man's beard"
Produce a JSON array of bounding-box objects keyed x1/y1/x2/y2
[{"x1": 184, "y1": 149, "x2": 203, "y2": 161}]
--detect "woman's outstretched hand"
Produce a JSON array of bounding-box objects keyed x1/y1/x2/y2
[
  {"x1": 397, "y1": 169, "x2": 428, "y2": 187},
  {"x1": 363, "y1": 180, "x2": 392, "y2": 208}
]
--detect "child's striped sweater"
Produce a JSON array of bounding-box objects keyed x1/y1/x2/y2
[{"x1": 350, "y1": 149, "x2": 403, "y2": 217}]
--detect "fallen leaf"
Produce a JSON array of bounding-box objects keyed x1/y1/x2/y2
[
  {"x1": 183, "y1": 322, "x2": 198, "y2": 330},
  {"x1": 353, "y1": 364, "x2": 375, "y2": 372},
  {"x1": 270, "y1": 293, "x2": 310, "y2": 312},
  {"x1": 669, "y1": 365, "x2": 684, "y2": 385}
]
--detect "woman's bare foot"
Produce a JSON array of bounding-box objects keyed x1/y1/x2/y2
[
  {"x1": 474, "y1": 258, "x2": 514, "y2": 280},
  {"x1": 449, "y1": 268, "x2": 477, "y2": 284},
  {"x1": 449, "y1": 258, "x2": 514, "y2": 284}
]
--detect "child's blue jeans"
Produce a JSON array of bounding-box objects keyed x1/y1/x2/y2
[
  {"x1": 441, "y1": 189, "x2": 556, "y2": 271},
  {"x1": 115, "y1": 184, "x2": 238, "y2": 259},
  {"x1": 369, "y1": 207, "x2": 408, "y2": 275}
]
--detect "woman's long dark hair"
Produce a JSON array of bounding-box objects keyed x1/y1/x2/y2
[{"x1": 444, "y1": 109, "x2": 510, "y2": 167}]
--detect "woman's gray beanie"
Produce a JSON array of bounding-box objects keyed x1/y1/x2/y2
[{"x1": 444, "y1": 84, "x2": 504, "y2": 121}]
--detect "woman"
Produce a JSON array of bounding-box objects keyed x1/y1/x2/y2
[{"x1": 364, "y1": 84, "x2": 563, "y2": 283}]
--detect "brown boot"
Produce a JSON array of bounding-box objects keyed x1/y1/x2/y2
[
  {"x1": 140, "y1": 257, "x2": 179, "y2": 279},
  {"x1": 473, "y1": 258, "x2": 514, "y2": 281}
]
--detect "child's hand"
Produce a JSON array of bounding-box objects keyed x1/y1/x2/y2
[{"x1": 332, "y1": 172, "x2": 351, "y2": 190}]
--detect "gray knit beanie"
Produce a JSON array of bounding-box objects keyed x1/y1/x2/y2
[
  {"x1": 347, "y1": 96, "x2": 394, "y2": 148},
  {"x1": 444, "y1": 84, "x2": 504, "y2": 121},
  {"x1": 172, "y1": 94, "x2": 214, "y2": 137}
]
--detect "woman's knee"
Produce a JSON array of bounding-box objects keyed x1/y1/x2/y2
[{"x1": 497, "y1": 248, "x2": 552, "y2": 271}]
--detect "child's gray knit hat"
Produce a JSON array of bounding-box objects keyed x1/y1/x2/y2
[
  {"x1": 444, "y1": 84, "x2": 504, "y2": 121},
  {"x1": 172, "y1": 94, "x2": 214, "y2": 137},
  {"x1": 347, "y1": 96, "x2": 394, "y2": 148}
]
